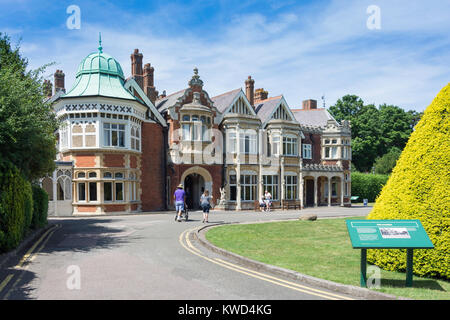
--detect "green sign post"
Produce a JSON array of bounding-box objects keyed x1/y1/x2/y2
[{"x1": 346, "y1": 220, "x2": 434, "y2": 288}]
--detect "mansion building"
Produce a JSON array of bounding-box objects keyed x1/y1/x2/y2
[{"x1": 42, "y1": 41, "x2": 352, "y2": 216}]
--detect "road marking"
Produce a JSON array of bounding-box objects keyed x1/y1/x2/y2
[
  {"x1": 0, "y1": 224, "x2": 60, "y2": 298},
  {"x1": 179, "y1": 227, "x2": 353, "y2": 300}
]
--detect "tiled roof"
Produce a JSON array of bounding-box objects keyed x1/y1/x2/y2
[
  {"x1": 292, "y1": 108, "x2": 337, "y2": 128},
  {"x1": 211, "y1": 88, "x2": 241, "y2": 113},
  {"x1": 155, "y1": 89, "x2": 187, "y2": 111},
  {"x1": 255, "y1": 96, "x2": 283, "y2": 124}
]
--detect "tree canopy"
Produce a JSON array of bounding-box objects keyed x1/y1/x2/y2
[
  {"x1": 329, "y1": 94, "x2": 422, "y2": 172},
  {"x1": 0, "y1": 33, "x2": 58, "y2": 180}
]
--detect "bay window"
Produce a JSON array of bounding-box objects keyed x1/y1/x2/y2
[
  {"x1": 104, "y1": 123, "x2": 125, "y2": 147},
  {"x1": 283, "y1": 136, "x2": 298, "y2": 156}
]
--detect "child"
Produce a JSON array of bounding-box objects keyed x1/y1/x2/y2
[{"x1": 259, "y1": 196, "x2": 266, "y2": 212}]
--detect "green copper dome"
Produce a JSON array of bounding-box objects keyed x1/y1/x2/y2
[
  {"x1": 75, "y1": 51, "x2": 125, "y2": 80},
  {"x1": 63, "y1": 36, "x2": 137, "y2": 101}
]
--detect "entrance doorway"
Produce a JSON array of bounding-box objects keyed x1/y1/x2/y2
[
  {"x1": 305, "y1": 179, "x2": 314, "y2": 207},
  {"x1": 184, "y1": 173, "x2": 205, "y2": 210}
]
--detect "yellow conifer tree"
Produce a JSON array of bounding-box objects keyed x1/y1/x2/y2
[{"x1": 367, "y1": 83, "x2": 449, "y2": 279}]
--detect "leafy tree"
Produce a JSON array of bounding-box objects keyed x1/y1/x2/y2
[
  {"x1": 0, "y1": 33, "x2": 58, "y2": 180},
  {"x1": 329, "y1": 95, "x2": 422, "y2": 172},
  {"x1": 328, "y1": 94, "x2": 364, "y2": 122},
  {"x1": 373, "y1": 147, "x2": 402, "y2": 175}
]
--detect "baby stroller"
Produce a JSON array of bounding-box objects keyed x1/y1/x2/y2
[{"x1": 175, "y1": 203, "x2": 189, "y2": 222}]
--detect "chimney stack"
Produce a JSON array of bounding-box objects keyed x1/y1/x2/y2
[
  {"x1": 245, "y1": 76, "x2": 255, "y2": 106},
  {"x1": 254, "y1": 88, "x2": 268, "y2": 104},
  {"x1": 54, "y1": 70, "x2": 65, "y2": 93},
  {"x1": 43, "y1": 80, "x2": 53, "y2": 97},
  {"x1": 131, "y1": 49, "x2": 143, "y2": 88},
  {"x1": 143, "y1": 63, "x2": 158, "y2": 104},
  {"x1": 302, "y1": 99, "x2": 317, "y2": 110}
]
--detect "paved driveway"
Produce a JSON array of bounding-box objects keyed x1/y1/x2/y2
[{"x1": 0, "y1": 206, "x2": 371, "y2": 300}]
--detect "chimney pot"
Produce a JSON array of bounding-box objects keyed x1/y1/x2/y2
[
  {"x1": 131, "y1": 49, "x2": 143, "y2": 88},
  {"x1": 245, "y1": 76, "x2": 255, "y2": 107}
]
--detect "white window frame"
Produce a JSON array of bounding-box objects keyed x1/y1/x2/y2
[
  {"x1": 240, "y1": 174, "x2": 257, "y2": 201},
  {"x1": 103, "y1": 123, "x2": 126, "y2": 148},
  {"x1": 302, "y1": 144, "x2": 312, "y2": 159},
  {"x1": 284, "y1": 175, "x2": 298, "y2": 200},
  {"x1": 283, "y1": 136, "x2": 298, "y2": 156}
]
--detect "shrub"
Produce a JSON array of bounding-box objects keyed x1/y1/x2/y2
[
  {"x1": 22, "y1": 179, "x2": 33, "y2": 236},
  {"x1": 367, "y1": 83, "x2": 450, "y2": 279},
  {"x1": 31, "y1": 184, "x2": 48, "y2": 229},
  {"x1": 0, "y1": 161, "x2": 26, "y2": 252},
  {"x1": 351, "y1": 172, "x2": 389, "y2": 202}
]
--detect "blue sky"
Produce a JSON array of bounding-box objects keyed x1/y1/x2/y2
[{"x1": 1, "y1": 0, "x2": 449, "y2": 112}]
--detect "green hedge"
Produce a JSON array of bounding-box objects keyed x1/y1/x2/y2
[
  {"x1": 351, "y1": 172, "x2": 389, "y2": 202},
  {"x1": 31, "y1": 184, "x2": 48, "y2": 229},
  {"x1": 0, "y1": 162, "x2": 28, "y2": 252}
]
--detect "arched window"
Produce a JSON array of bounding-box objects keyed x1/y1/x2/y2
[
  {"x1": 57, "y1": 176, "x2": 72, "y2": 201},
  {"x1": 89, "y1": 172, "x2": 97, "y2": 178},
  {"x1": 77, "y1": 172, "x2": 86, "y2": 179}
]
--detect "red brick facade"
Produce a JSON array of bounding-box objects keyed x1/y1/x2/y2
[
  {"x1": 140, "y1": 121, "x2": 165, "y2": 211},
  {"x1": 75, "y1": 154, "x2": 96, "y2": 167},
  {"x1": 103, "y1": 154, "x2": 125, "y2": 167},
  {"x1": 302, "y1": 133, "x2": 322, "y2": 164}
]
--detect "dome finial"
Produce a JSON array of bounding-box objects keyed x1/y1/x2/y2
[{"x1": 98, "y1": 32, "x2": 103, "y2": 53}]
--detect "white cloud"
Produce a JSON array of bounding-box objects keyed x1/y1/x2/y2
[{"x1": 19, "y1": 0, "x2": 450, "y2": 112}]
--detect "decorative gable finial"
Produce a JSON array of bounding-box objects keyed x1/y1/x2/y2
[{"x1": 188, "y1": 67, "x2": 203, "y2": 88}]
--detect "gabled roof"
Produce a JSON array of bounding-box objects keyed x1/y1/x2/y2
[
  {"x1": 291, "y1": 108, "x2": 337, "y2": 128},
  {"x1": 211, "y1": 88, "x2": 241, "y2": 113}
]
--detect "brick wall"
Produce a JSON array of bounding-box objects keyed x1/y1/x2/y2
[
  {"x1": 302, "y1": 133, "x2": 322, "y2": 164},
  {"x1": 141, "y1": 122, "x2": 165, "y2": 211},
  {"x1": 75, "y1": 154, "x2": 96, "y2": 167},
  {"x1": 103, "y1": 154, "x2": 125, "y2": 167}
]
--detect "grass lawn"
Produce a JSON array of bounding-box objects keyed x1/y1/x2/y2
[{"x1": 205, "y1": 217, "x2": 449, "y2": 300}]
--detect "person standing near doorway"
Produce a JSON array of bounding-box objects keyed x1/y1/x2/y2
[
  {"x1": 174, "y1": 184, "x2": 186, "y2": 222},
  {"x1": 200, "y1": 190, "x2": 212, "y2": 223},
  {"x1": 264, "y1": 190, "x2": 272, "y2": 212}
]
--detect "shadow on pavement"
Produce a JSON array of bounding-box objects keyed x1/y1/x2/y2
[{"x1": 0, "y1": 218, "x2": 139, "y2": 300}]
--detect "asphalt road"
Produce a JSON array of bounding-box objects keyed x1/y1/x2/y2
[{"x1": 0, "y1": 206, "x2": 371, "y2": 300}]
